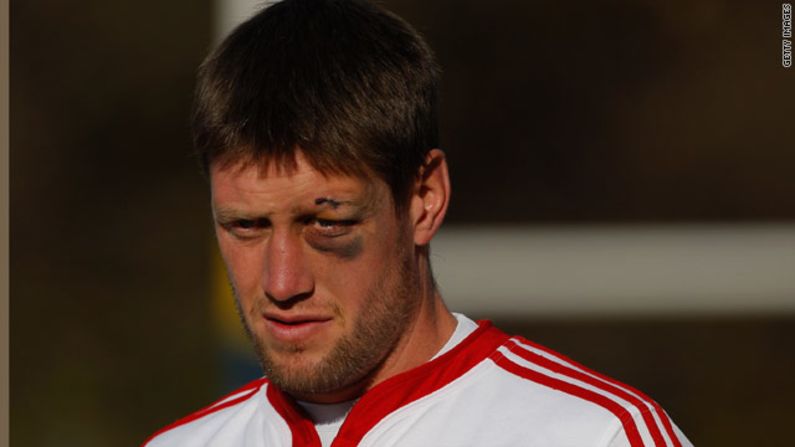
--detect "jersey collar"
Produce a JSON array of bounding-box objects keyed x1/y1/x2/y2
[{"x1": 266, "y1": 320, "x2": 510, "y2": 447}]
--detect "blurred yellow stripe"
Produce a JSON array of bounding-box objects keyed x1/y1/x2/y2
[{"x1": 211, "y1": 247, "x2": 250, "y2": 347}]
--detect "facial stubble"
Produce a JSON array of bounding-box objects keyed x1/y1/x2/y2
[{"x1": 231, "y1": 243, "x2": 418, "y2": 399}]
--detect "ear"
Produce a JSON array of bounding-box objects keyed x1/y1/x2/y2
[{"x1": 409, "y1": 149, "x2": 451, "y2": 246}]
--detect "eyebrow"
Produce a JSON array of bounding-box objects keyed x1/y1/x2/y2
[
  {"x1": 212, "y1": 194, "x2": 372, "y2": 223},
  {"x1": 314, "y1": 197, "x2": 355, "y2": 209},
  {"x1": 212, "y1": 208, "x2": 261, "y2": 223}
]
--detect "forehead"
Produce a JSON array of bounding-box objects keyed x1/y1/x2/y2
[{"x1": 209, "y1": 154, "x2": 386, "y2": 212}]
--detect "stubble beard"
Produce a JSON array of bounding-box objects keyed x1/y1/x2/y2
[{"x1": 232, "y1": 246, "x2": 419, "y2": 399}]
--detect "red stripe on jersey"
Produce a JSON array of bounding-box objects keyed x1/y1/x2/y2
[
  {"x1": 330, "y1": 321, "x2": 510, "y2": 447},
  {"x1": 491, "y1": 351, "x2": 646, "y2": 447},
  {"x1": 266, "y1": 384, "x2": 322, "y2": 447},
  {"x1": 505, "y1": 340, "x2": 667, "y2": 446},
  {"x1": 141, "y1": 377, "x2": 267, "y2": 446},
  {"x1": 515, "y1": 337, "x2": 681, "y2": 447}
]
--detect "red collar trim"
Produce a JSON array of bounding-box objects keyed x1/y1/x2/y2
[
  {"x1": 266, "y1": 383, "x2": 322, "y2": 447},
  {"x1": 264, "y1": 320, "x2": 508, "y2": 447},
  {"x1": 332, "y1": 320, "x2": 508, "y2": 446}
]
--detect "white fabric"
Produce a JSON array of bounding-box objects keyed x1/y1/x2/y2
[
  {"x1": 296, "y1": 400, "x2": 355, "y2": 447},
  {"x1": 431, "y1": 312, "x2": 478, "y2": 360}
]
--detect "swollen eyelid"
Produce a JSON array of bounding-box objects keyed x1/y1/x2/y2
[
  {"x1": 319, "y1": 218, "x2": 357, "y2": 226},
  {"x1": 312, "y1": 218, "x2": 358, "y2": 234}
]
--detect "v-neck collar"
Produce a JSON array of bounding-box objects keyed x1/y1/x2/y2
[{"x1": 265, "y1": 320, "x2": 509, "y2": 447}]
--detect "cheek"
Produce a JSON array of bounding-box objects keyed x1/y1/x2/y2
[
  {"x1": 311, "y1": 232, "x2": 398, "y2": 298},
  {"x1": 217, "y1": 239, "x2": 264, "y2": 294}
]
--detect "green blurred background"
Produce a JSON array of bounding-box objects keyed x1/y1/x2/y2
[{"x1": 11, "y1": 0, "x2": 795, "y2": 445}]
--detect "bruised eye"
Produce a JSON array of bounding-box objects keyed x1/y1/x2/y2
[{"x1": 310, "y1": 218, "x2": 358, "y2": 237}]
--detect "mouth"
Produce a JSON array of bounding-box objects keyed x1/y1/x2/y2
[{"x1": 261, "y1": 313, "x2": 334, "y2": 342}]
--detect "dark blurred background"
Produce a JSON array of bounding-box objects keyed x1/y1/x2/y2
[{"x1": 11, "y1": 0, "x2": 795, "y2": 445}]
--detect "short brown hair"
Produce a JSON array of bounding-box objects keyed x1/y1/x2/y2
[{"x1": 193, "y1": 0, "x2": 441, "y2": 209}]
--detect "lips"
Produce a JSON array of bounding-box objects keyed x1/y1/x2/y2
[{"x1": 261, "y1": 312, "x2": 333, "y2": 342}]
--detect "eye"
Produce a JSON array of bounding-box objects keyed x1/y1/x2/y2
[
  {"x1": 316, "y1": 219, "x2": 339, "y2": 228},
  {"x1": 236, "y1": 219, "x2": 256, "y2": 229},
  {"x1": 310, "y1": 218, "x2": 357, "y2": 237},
  {"x1": 221, "y1": 218, "x2": 270, "y2": 240}
]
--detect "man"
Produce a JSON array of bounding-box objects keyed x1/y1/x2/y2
[{"x1": 144, "y1": 0, "x2": 692, "y2": 446}]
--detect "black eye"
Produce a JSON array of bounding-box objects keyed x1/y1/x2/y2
[{"x1": 309, "y1": 218, "x2": 357, "y2": 237}]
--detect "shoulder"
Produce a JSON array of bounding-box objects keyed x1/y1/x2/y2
[
  {"x1": 358, "y1": 326, "x2": 692, "y2": 446},
  {"x1": 482, "y1": 334, "x2": 690, "y2": 446},
  {"x1": 141, "y1": 377, "x2": 270, "y2": 447}
]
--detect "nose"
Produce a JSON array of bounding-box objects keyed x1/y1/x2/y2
[{"x1": 262, "y1": 229, "x2": 314, "y2": 304}]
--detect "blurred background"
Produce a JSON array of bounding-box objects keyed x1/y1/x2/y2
[{"x1": 10, "y1": 0, "x2": 795, "y2": 445}]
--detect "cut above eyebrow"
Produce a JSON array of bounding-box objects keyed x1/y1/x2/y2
[{"x1": 212, "y1": 193, "x2": 376, "y2": 223}]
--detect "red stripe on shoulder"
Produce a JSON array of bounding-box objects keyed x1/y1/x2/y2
[
  {"x1": 491, "y1": 351, "x2": 646, "y2": 447},
  {"x1": 504, "y1": 339, "x2": 667, "y2": 446},
  {"x1": 513, "y1": 337, "x2": 681, "y2": 447},
  {"x1": 141, "y1": 377, "x2": 268, "y2": 446}
]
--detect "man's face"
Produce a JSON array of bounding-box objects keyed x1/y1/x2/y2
[{"x1": 210, "y1": 153, "x2": 420, "y2": 401}]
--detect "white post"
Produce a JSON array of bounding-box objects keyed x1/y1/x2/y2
[{"x1": 213, "y1": 0, "x2": 276, "y2": 42}]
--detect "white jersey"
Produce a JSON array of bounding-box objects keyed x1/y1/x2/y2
[{"x1": 143, "y1": 320, "x2": 692, "y2": 447}]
